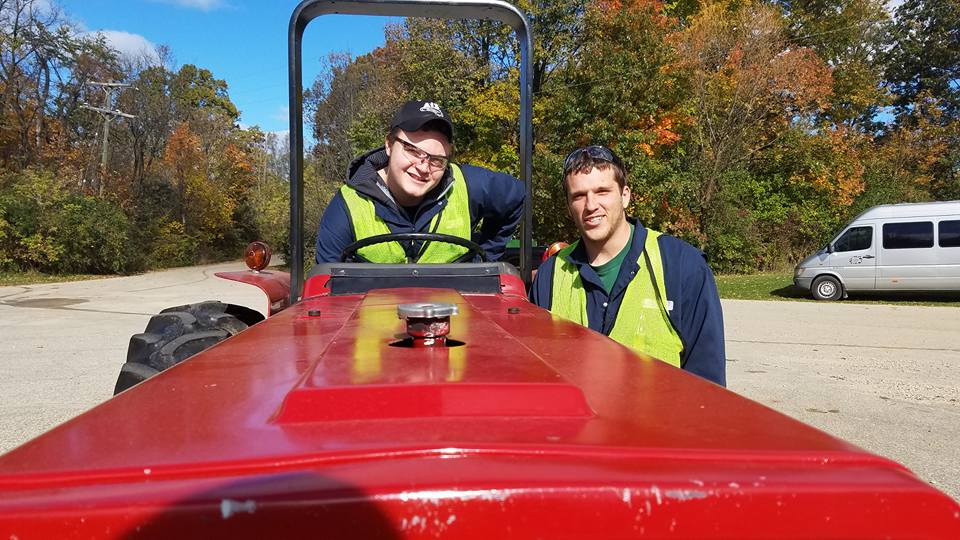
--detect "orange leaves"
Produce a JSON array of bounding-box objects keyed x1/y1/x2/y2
[
  {"x1": 671, "y1": 1, "x2": 835, "y2": 212},
  {"x1": 220, "y1": 143, "x2": 255, "y2": 178},
  {"x1": 163, "y1": 122, "x2": 203, "y2": 174},
  {"x1": 872, "y1": 93, "x2": 960, "y2": 200},
  {"x1": 652, "y1": 113, "x2": 683, "y2": 146},
  {"x1": 674, "y1": 2, "x2": 833, "y2": 120},
  {"x1": 592, "y1": 0, "x2": 672, "y2": 28},
  {"x1": 635, "y1": 113, "x2": 686, "y2": 156},
  {"x1": 768, "y1": 48, "x2": 834, "y2": 112},
  {"x1": 160, "y1": 121, "x2": 254, "y2": 241},
  {"x1": 786, "y1": 128, "x2": 865, "y2": 208}
]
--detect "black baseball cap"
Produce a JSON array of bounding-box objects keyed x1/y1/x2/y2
[{"x1": 390, "y1": 100, "x2": 454, "y2": 142}]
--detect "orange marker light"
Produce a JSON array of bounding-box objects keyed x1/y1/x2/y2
[{"x1": 245, "y1": 241, "x2": 272, "y2": 271}]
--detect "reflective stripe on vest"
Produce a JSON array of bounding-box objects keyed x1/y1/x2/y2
[
  {"x1": 550, "y1": 230, "x2": 684, "y2": 367},
  {"x1": 339, "y1": 164, "x2": 471, "y2": 263}
]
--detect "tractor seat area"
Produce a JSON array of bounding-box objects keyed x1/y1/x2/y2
[{"x1": 305, "y1": 262, "x2": 523, "y2": 296}]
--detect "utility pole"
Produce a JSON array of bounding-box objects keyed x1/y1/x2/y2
[{"x1": 81, "y1": 82, "x2": 135, "y2": 197}]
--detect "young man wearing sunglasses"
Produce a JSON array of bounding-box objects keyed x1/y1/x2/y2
[
  {"x1": 315, "y1": 100, "x2": 525, "y2": 264},
  {"x1": 529, "y1": 145, "x2": 725, "y2": 386}
]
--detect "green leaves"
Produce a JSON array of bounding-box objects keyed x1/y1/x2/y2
[
  {"x1": 885, "y1": 0, "x2": 960, "y2": 121},
  {"x1": 1, "y1": 0, "x2": 957, "y2": 276},
  {"x1": 0, "y1": 169, "x2": 132, "y2": 273}
]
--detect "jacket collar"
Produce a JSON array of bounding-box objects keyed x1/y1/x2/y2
[
  {"x1": 346, "y1": 147, "x2": 455, "y2": 212},
  {"x1": 560, "y1": 217, "x2": 648, "y2": 291}
]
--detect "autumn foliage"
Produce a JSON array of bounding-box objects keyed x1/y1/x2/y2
[
  {"x1": 0, "y1": 0, "x2": 282, "y2": 273},
  {"x1": 2, "y1": 0, "x2": 958, "y2": 275}
]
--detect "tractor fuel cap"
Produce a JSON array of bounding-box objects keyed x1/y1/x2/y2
[
  {"x1": 397, "y1": 303, "x2": 458, "y2": 347},
  {"x1": 397, "y1": 302, "x2": 458, "y2": 319}
]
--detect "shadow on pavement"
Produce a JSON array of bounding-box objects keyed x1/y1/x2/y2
[
  {"x1": 772, "y1": 284, "x2": 960, "y2": 305},
  {"x1": 845, "y1": 291, "x2": 960, "y2": 304}
]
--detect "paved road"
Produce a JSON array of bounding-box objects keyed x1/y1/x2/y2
[
  {"x1": 723, "y1": 300, "x2": 959, "y2": 501},
  {"x1": 0, "y1": 262, "x2": 266, "y2": 455},
  {"x1": 1, "y1": 263, "x2": 957, "y2": 502}
]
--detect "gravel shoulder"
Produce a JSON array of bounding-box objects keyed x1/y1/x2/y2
[{"x1": 1, "y1": 265, "x2": 956, "y2": 501}]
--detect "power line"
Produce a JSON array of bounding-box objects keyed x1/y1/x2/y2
[{"x1": 80, "y1": 82, "x2": 135, "y2": 196}]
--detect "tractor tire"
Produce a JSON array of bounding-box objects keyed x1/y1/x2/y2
[{"x1": 113, "y1": 301, "x2": 264, "y2": 394}]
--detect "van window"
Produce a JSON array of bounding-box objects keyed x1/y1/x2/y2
[
  {"x1": 940, "y1": 220, "x2": 960, "y2": 247},
  {"x1": 883, "y1": 221, "x2": 934, "y2": 249},
  {"x1": 834, "y1": 226, "x2": 872, "y2": 252}
]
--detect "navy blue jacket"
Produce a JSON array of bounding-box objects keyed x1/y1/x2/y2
[
  {"x1": 529, "y1": 219, "x2": 726, "y2": 386},
  {"x1": 316, "y1": 147, "x2": 525, "y2": 263}
]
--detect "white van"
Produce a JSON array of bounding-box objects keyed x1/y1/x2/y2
[{"x1": 794, "y1": 201, "x2": 960, "y2": 300}]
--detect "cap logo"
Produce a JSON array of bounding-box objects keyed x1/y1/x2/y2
[{"x1": 419, "y1": 102, "x2": 444, "y2": 118}]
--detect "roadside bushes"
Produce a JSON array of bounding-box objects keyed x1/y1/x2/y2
[
  {"x1": 137, "y1": 219, "x2": 199, "y2": 269},
  {"x1": 0, "y1": 169, "x2": 134, "y2": 274},
  {"x1": 50, "y1": 198, "x2": 132, "y2": 274}
]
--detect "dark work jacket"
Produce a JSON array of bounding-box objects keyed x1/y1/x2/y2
[
  {"x1": 529, "y1": 218, "x2": 726, "y2": 386},
  {"x1": 315, "y1": 147, "x2": 525, "y2": 264}
]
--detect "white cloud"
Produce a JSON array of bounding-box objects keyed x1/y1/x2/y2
[
  {"x1": 270, "y1": 106, "x2": 290, "y2": 122},
  {"x1": 156, "y1": 0, "x2": 226, "y2": 11},
  {"x1": 90, "y1": 30, "x2": 161, "y2": 65}
]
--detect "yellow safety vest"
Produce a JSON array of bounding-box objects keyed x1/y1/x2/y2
[
  {"x1": 339, "y1": 164, "x2": 471, "y2": 263},
  {"x1": 550, "y1": 229, "x2": 684, "y2": 367}
]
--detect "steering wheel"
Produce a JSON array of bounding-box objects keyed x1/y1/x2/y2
[{"x1": 340, "y1": 232, "x2": 488, "y2": 263}]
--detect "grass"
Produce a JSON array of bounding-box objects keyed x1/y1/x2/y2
[
  {"x1": 716, "y1": 272, "x2": 960, "y2": 307},
  {"x1": 0, "y1": 270, "x2": 110, "y2": 287},
  {"x1": 716, "y1": 272, "x2": 801, "y2": 300}
]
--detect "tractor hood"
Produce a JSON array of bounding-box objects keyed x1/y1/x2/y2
[{"x1": 0, "y1": 287, "x2": 957, "y2": 538}]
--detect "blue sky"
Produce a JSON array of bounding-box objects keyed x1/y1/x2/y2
[{"x1": 59, "y1": 0, "x2": 399, "y2": 133}]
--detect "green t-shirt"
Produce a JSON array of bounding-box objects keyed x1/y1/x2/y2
[{"x1": 591, "y1": 224, "x2": 634, "y2": 294}]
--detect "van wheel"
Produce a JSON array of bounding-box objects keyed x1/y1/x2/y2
[{"x1": 811, "y1": 275, "x2": 843, "y2": 301}]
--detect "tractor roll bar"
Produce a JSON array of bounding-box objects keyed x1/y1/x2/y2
[{"x1": 288, "y1": 0, "x2": 534, "y2": 305}]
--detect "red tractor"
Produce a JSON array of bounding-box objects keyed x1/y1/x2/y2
[{"x1": 0, "y1": 1, "x2": 957, "y2": 538}]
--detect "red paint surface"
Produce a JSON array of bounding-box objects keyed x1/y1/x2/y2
[
  {"x1": 216, "y1": 270, "x2": 291, "y2": 314},
  {"x1": 0, "y1": 287, "x2": 957, "y2": 538}
]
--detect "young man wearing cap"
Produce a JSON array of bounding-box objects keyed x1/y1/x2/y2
[
  {"x1": 529, "y1": 145, "x2": 726, "y2": 386},
  {"x1": 314, "y1": 100, "x2": 525, "y2": 264}
]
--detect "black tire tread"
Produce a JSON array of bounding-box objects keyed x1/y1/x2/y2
[
  {"x1": 114, "y1": 300, "x2": 264, "y2": 395},
  {"x1": 154, "y1": 329, "x2": 230, "y2": 370},
  {"x1": 114, "y1": 362, "x2": 160, "y2": 394}
]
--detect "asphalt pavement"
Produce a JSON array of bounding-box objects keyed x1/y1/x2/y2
[{"x1": 0, "y1": 262, "x2": 957, "y2": 501}]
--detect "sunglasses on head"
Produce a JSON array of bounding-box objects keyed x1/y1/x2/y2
[{"x1": 562, "y1": 145, "x2": 622, "y2": 175}]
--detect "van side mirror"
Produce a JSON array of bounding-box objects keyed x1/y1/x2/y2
[{"x1": 826, "y1": 244, "x2": 834, "y2": 254}]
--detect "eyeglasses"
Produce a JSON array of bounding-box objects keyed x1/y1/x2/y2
[
  {"x1": 393, "y1": 137, "x2": 450, "y2": 171},
  {"x1": 562, "y1": 145, "x2": 622, "y2": 175}
]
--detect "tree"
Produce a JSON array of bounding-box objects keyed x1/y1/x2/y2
[
  {"x1": 885, "y1": 0, "x2": 960, "y2": 123},
  {"x1": 119, "y1": 52, "x2": 175, "y2": 189},
  {"x1": 163, "y1": 122, "x2": 203, "y2": 228},
  {"x1": 534, "y1": 0, "x2": 687, "y2": 242},
  {"x1": 776, "y1": 0, "x2": 891, "y2": 132},
  {"x1": 0, "y1": 0, "x2": 119, "y2": 168},
  {"x1": 861, "y1": 94, "x2": 960, "y2": 207},
  {"x1": 307, "y1": 49, "x2": 402, "y2": 182},
  {"x1": 170, "y1": 64, "x2": 239, "y2": 122},
  {"x1": 672, "y1": 1, "x2": 834, "y2": 241}
]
